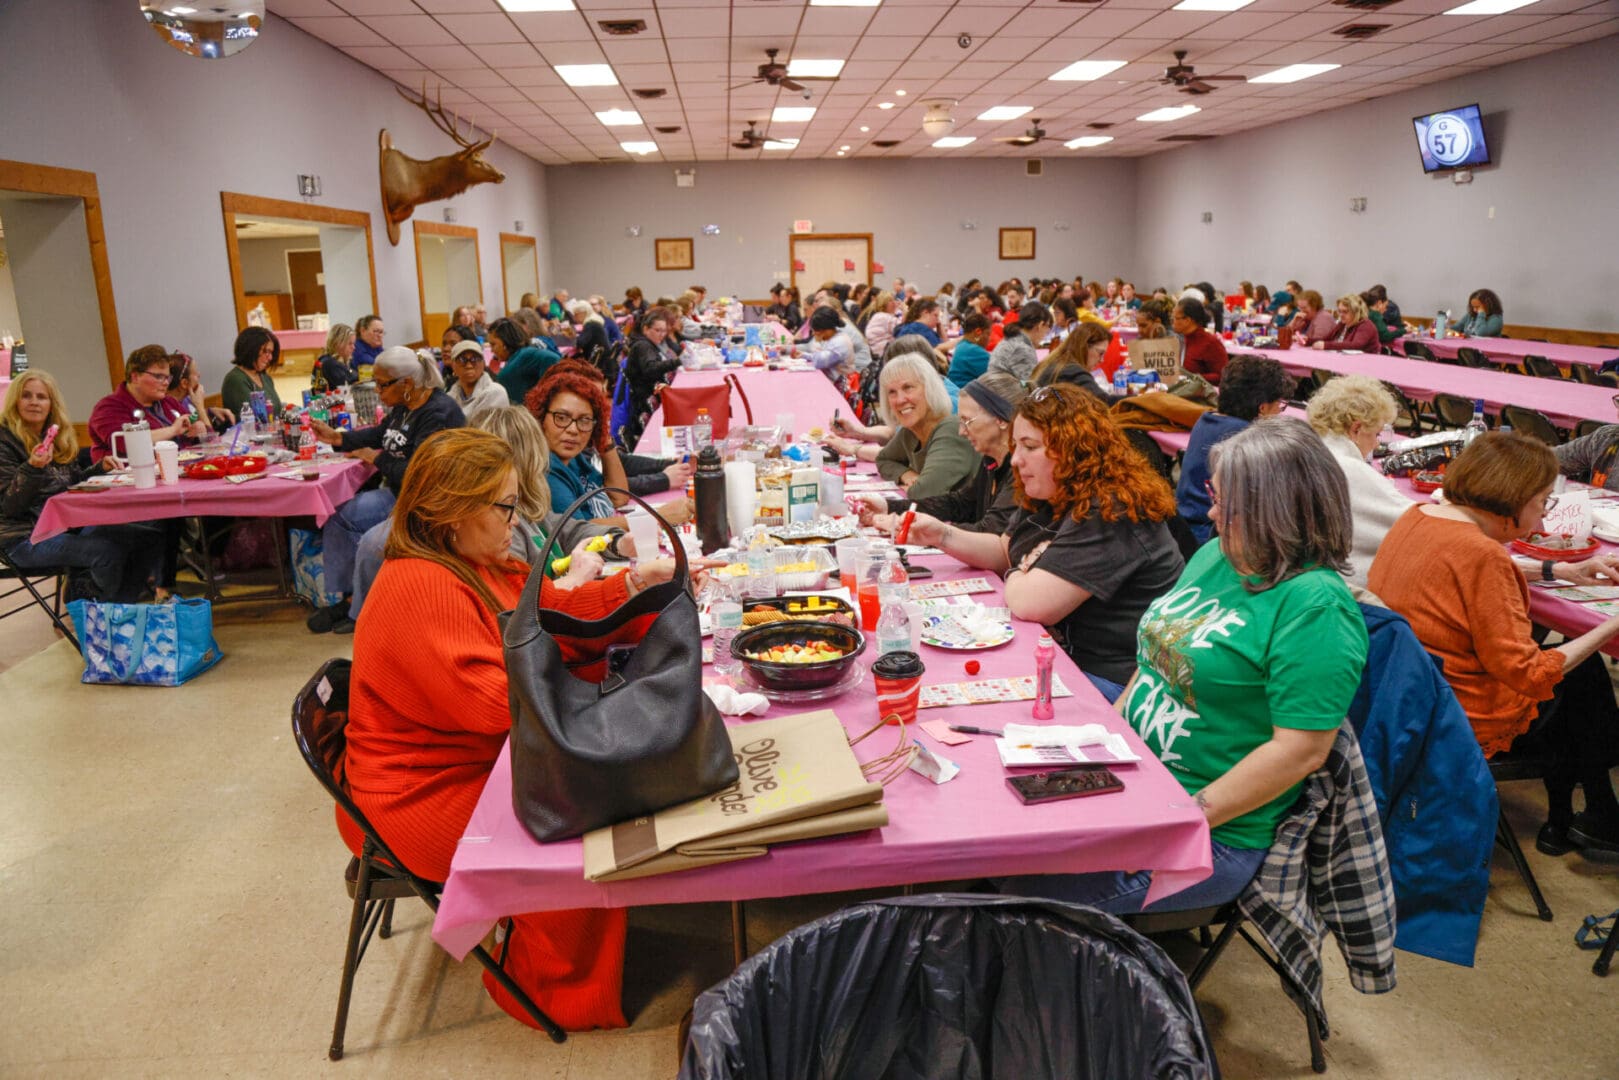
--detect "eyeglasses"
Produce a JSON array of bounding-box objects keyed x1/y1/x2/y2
[
  {"x1": 375, "y1": 375, "x2": 404, "y2": 390},
  {"x1": 492, "y1": 499, "x2": 518, "y2": 523},
  {"x1": 138, "y1": 369, "x2": 171, "y2": 383},
  {"x1": 1611, "y1": 393, "x2": 1619, "y2": 410},
  {"x1": 547, "y1": 411, "x2": 596, "y2": 432},
  {"x1": 1029, "y1": 385, "x2": 1058, "y2": 403},
  {"x1": 1205, "y1": 479, "x2": 1220, "y2": 508}
]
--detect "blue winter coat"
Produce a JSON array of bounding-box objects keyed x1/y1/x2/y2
[{"x1": 1348, "y1": 603, "x2": 1496, "y2": 967}]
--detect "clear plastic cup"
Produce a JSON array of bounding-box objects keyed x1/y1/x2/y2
[{"x1": 624, "y1": 507, "x2": 661, "y2": 563}]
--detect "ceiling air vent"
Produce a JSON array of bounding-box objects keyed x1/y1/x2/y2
[
  {"x1": 1087, "y1": 122, "x2": 1115, "y2": 130},
  {"x1": 1335, "y1": 22, "x2": 1390, "y2": 36},
  {"x1": 598, "y1": 18, "x2": 646, "y2": 34},
  {"x1": 1025, "y1": 159, "x2": 1043, "y2": 176},
  {"x1": 1332, "y1": 0, "x2": 1403, "y2": 8},
  {"x1": 1159, "y1": 134, "x2": 1216, "y2": 142},
  {"x1": 632, "y1": 87, "x2": 667, "y2": 100},
  {"x1": 873, "y1": 139, "x2": 901, "y2": 148},
  {"x1": 655, "y1": 125, "x2": 681, "y2": 134}
]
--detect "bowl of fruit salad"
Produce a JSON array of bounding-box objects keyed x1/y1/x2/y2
[{"x1": 730, "y1": 621, "x2": 865, "y2": 691}]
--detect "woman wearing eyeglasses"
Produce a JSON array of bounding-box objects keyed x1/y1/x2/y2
[
  {"x1": 87, "y1": 345, "x2": 210, "y2": 463},
  {"x1": 905, "y1": 384, "x2": 1184, "y2": 701},
  {"x1": 341, "y1": 427, "x2": 682, "y2": 1033},
  {"x1": 305, "y1": 347, "x2": 466, "y2": 633},
  {"x1": 526, "y1": 367, "x2": 638, "y2": 525},
  {"x1": 1370, "y1": 432, "x2": 1619, "y2": 856},
  {"x1": 220, "y1": 327, "x2": 284, "y2": 421}
]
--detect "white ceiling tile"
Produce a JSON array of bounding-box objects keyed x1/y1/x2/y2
[
  {"x1": 728, "y1": 8, "x2": 807, "y2": 36},
  {"x1": 368, "y1": 14, "x2": 460, "y2": 45},
  {"x1": 289, "y1": 15, "x2": 389, "y2": 46},
  {"x1": 966, "y1": 37, "x2": 1046, "y2": 61},
  {"x1": 866, "y1": 5, "x2": 948, "y2": 34},
  {"x1": 339, "y1": 43, "x2": 418, "y2": 65},
  {"x1": 509, "y1": 12, "x2": 599, "y2": 41},
  {"x1": 267, "y1": 0, "x2": 347, "y2": 16},
  {"x1": 415, "y1": 0, "x2": 505, "y2": 10},
  {"x1": 538, "y1": 40, "x2": 608, "y2": 62},
  {"x1": 504, "y1": 65, "x2": 562, "y2": 85},
  {"x1": 851, "y1": 37, "x2": 920, "y2": 60},
  {"x1": 404, "y1": 42, "x2": 484, "y2": 65},
  {"x1": 436, "y1": 13, "x2": 529, "y2": 42},
  {"x1": 333, "y1": 0, "x2": 420, "y2": 13},
  {"x1": 447, "y1": 64, "x2": 512, "y2": 86},
  {"x1": 475, "y1": 85, "x2": 532, "y2": 101},
  {"x1": 602, "y1": 38, "x2": 671, "y2": 62},
  {"x1": 478, "y1": 41, "x2": 546, "y2": 65}
]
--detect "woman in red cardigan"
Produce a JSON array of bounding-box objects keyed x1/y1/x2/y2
[
  {"x1": 1312, "y1": 294, "x2": 1382, "y2": 353},
  {"x1": 340, "y1": 427, "x2": 691, "y2": 1030}
]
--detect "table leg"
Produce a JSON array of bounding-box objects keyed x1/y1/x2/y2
[{"x1": 730, "y1": 900, "x2": 748, "y2": 967}]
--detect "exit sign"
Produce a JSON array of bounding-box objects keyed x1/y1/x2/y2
[{"x1": 792, "y1": 220, "x2": 813, "y2": 234}]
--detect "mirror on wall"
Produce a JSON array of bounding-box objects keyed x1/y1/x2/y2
[
  {"x1": 140, "y1": 2, "x2": 265, "y2": 60},
  {"x1": 501, "y1": 233, "x2": 539, "y2": 317},
  {"x1": 414, "y1": 222, "x2": 482, "y2": 347}
]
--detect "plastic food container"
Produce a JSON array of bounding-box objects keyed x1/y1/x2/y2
[
  {"x1": 771, "y1": 546, "x2": 836, "y2": 591},
  {"x1": 730, "y1": 621, "x2": 865, "y2": 691}
]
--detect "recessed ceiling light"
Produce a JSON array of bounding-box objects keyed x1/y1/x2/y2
[
  {"x1": 1171, "y1": 0, "x2": 1254, "y2": 11},
  {"x1": 167, "y1": 4, "x2": 196, "y2": 11},
  {"x1": 1247, "y1": 63, "x2": 1340, "y2": 83},
  {"x1": 772, "y1": 106, "x2": 816, "y2": 123},
  {"x1": 763, "y1": 138, "x2": 800, "y2": 150},
  {"x1": 1136, "y1": 104, "x2": 1201, "y2": 122},
  {"x1": 859, "y1": 125, "x2": 870, "y2": 132},
  {"x1": 877, "y1": 102, "x2": 895, "y2": 110},
  {"x1": 895, "y1": 89, "x2": 907, "y2": 97},
  {"x1": 809, "y1": 0, "x2": 881, "y2": 6},
  {"x1": 498, "y1": 0, "x2": 576, "y2": 10},
  {"x1": 786, "y1": 58, "x2": 846, "y2": 78},
  {"x1": 933, "y1": 136, "x2": 976, "y2": 148},
  {"x1": 620, "y1": 141, "x2": 657, "y2": 154},
  {"x1": 595, "y1": 108, "x2": 642, "y2": 126},
  {"x1": 977, "y1": 105, "x2": 1032, "y2": 122},
  {"x1": 1048, "y1": 59, "x2": 1127, "y2": 82},
  {"x1": 1065, "y1": 135, "x2": 1114, "y2": 148},
  {"x1": 840, "y1": 144, "x2": 851, "y2": 150},
  {"x1": 1442, "y1": 0, "x2": 1537, "y2": 12},
  {"x1": 555, "y1": 64, "x2": 617, "y2": 87},
  {"x1": 836, "y1": 150, "x2": 847, "y2": 156}
]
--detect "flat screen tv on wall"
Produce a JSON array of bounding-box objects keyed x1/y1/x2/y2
[{"x1": 1413, "y1": 103, "x2": 1491, "y2": 173}]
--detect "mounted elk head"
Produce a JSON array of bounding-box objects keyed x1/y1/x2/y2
[{"x1": 378, "y1": 82, "x2": 505, "y2": 245}]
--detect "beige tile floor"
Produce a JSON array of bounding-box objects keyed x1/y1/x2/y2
[{"x1": 1, "y1": 602, "x2": 1616, "y2": 1079}]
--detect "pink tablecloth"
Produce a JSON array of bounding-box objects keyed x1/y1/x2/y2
[
  {"x1": 1234, "y1": 345, "x2": 1617, "y2": 426},
  {"x1": 273, "y1": 329, "x2": 328, "y2": 351},
  {"x1": 31, "y1": 457, "x2": 375, "y2": 542},
  {"x1": 635, "y1": 368, "x2": 851, "y2": 454},
  {"x1": 1147, "y1": 405, "x2": 1310, "y2": 457},
  {"x1": 432, "y1": 555, "x2": 1213, "y2": 960},
  {"x1": 1395, "y1": 336, "x2": 1619, "y2": 370}
]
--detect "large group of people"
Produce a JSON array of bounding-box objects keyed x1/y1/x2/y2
[{"x1": 16, "y1": 267, "x2": 1597, "y2": 1034}]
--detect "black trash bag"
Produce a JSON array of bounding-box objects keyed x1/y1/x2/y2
[{"x1": 679, "y1": 894, "x2": 1218, "y2": 1080}]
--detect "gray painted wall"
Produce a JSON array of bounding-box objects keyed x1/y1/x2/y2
[
  {"x1": 238, "y1": 236, "x2": 318, "y2": 297},
  {"x1": 0, "y1": 0, "x2": 554, "y2": 397},
  {"x1": 1133, "y1": 35, "x2": 1619, "y2": 333},
  {"x1": 544, "y1": 158, "x2": 1140, "y2": 301}
]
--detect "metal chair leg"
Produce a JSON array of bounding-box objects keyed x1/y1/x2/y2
[
  {"x1": 1187, "y1": 916, "x2": 1243, "y2": 991},
  {"x1": 10, "y1": 567, "x2": 80, "y2": 649},
  {"x1": 1596, "y1": 919, "x2": 1616, "y2": 977},
  {"x1": 731, "y1": 900, "x2": 748, "y2": 967},
  {"x1": 1496, "y1": 812, "x2": 1554, "y2": 921},
  {"x1": 379, "y1": 898, "x2": 395, "y2": 939},
  {"x1": 330, "y1": 844, "x2": 375, "y2": 1061},
  {"x1": 468, "y1": 942, "x2": 567, "y2": 1043}
]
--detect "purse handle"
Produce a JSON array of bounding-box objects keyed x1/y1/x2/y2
[
  {"x1": 533, "y1": 486, "x2": 689, "y2": 584},
  {"x1": 725, "y1": 373, "x2": 754, "y2": 425}
]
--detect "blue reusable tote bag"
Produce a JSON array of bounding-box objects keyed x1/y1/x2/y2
[{"x1": 67, "y1": 598, "x2": 224, "y2": 686}]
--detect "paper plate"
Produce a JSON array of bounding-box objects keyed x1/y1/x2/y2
[{"x1": 1593, "y1": 525, "x2": 1619, "y2": 545}]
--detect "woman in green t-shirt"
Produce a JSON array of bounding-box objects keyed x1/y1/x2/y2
[{"x1": 1001, "y1": 419, "x2": 1368, "y2": 912}]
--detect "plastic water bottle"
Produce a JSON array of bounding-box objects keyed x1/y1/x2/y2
[
  {"x1": 692, "y1": 407, "x2": 713, "y2": 451},
  {"x1": 874, "y1": 582, "x2": 912, "y2": 658},
  {"x1": 237, "y1": 407, "x2": 256, "y2": 441},
  {"x1": 1434, "y1": 310, "x2": 1449, "y2": 339},
  {"x1": 1032, "y1": 634, "x2": 1056, "y2": 720},
  {"x1": 711, "y1": 581, "x2": 743, "y2": 678},
  {"x1": 1463, "y1": 400, "x2": 1486, "y2": 444},
  {"x1": 1112, "y1": 354, "x2": 1133, "y2": 397},
  {"x1": 744, "y1": 545, "x2": 774, "y2": 600}
]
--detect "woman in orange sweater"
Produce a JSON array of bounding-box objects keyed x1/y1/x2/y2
[
  {"x1": 341, "y1": 428, "x2": 688, "y2": 1030},
  {"x1": 1369, "y1": 432, "x2": 1619, "y2": 856}
]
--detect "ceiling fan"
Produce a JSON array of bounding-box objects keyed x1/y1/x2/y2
[
  {"x1": 994, "y1": 118, "x2": 1052, "y2": 146},
  {"x1": 1160, "y1": 50, "x2": 1246, "y2": 95},
  {"x1": 729, "y1": 48, "x2": 834, "y2": 95},
  {"x1": 732, "y1": 123, "x2": 767, "y2": 150}
]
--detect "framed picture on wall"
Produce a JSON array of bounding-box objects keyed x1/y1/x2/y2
[
  {"x1": 655, "y1": 237, "x2": 694, "y2": 271},
  {"x1": 998, "y1": 227, "x2": 1036, "y2": 261}
]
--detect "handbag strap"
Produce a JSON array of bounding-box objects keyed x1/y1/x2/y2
[{"x1": 726, "y1": 373, "x2": 754, "y2": 425}]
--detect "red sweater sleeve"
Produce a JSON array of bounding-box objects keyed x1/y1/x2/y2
[{"x1": 1321, "y1": 319, "x2": 1381, "y2": 352}]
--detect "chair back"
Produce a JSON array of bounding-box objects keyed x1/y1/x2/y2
[
  {"x1": 1521, "y1": 355, "x2": 1561, "y2": 379},
  {"x1": 680, "y1": 895, "x2": 1217, "y2": 1080},
  {"x1": 290, "y1": 659, "x2": 438, "y2": 889},
  {"x1": 1574, "y1": 418, "x2": 1607, "y2": 441},
  {"x1": 1402, "y1": 339, "x2": 1435, "y2": 362},
  {"x1": 1500, "y1": 405, "x2": 1561, "y2": 446},
  {"x1": 1381, "y1": 381, "x2": 1425, "y2": 435},
  {"x1": 1570, "y1": 363, "x2": 1598, "y2": 385},
  {"x1": 1455, "y1": 347, "x2": 1492, "y2": 369},
  {"x1": 1432, "y1": 393, "x2": 1478, "y2": 430}
]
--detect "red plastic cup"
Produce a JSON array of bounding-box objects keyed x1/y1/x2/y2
[{"x1": 873, "y1": 650, "x2": 925, "y2": 725}]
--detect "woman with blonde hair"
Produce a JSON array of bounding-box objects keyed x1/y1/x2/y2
[
  {"x1": 858, "y1": 290, "x2": 900, "y2": 356},
  {"x1": 1306, "y1": 375, "x2": 1410, "y2": 587},
  {"x1": 1310, "y1": 293, "x2": 1381, "y2": 353},
  {"x1": 1, "y1": 371, "x2": 163, "y2": 600},
  {"x1": 341, "y1": 427, "x2": 683, "y2": 1032},
  {"x1": 837, "y1": 351, "x2": 975, "y2": 498}
]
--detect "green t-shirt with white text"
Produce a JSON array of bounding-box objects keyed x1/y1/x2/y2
[{"x1": 1120, "y1": 540, "x2": 1368, "y2": 849}]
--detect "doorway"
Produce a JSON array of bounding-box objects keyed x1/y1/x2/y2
[
  {"x1": 0, "y1": 159, "x2": 124, "y2": 429},
  {"x1": 500, "y1": 232, "x2": 538, "y2": 315},
  {"x1": 789, "y1": 233, "x2": 873, "y2": 297},
  {"x1": 414, "y1": 221, "x2": 482, "y2": 346},
  {"x1": 220, "y1": 193, "x2": 377, "y2": 334}
]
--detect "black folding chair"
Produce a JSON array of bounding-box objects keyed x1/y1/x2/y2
[
  {"x1": 1521, "y1": 355, "x2": 1563, "y2": 379},
  {"x1": 291, "y1": 659, "x2": 567, "y2": 1059},
  {"x1": 1454, "y1": 346, "x2": 1496, "y2": 370},
  {"x1": 1501, "y1": 405, "x2": 1563, "y2": 447},
  {"x1": 1402, "y1": 339, "x2": 1435, "y2": 363},
  {"x1": 1574, "y1": 419, "x2": 1607, "y2": 441},
  {"x1": 1431, "y1": 393, "x2": 1478, "y2": 430},
  {"x1": 1570, "y1": 364, "x2": 1601, "y2": 385},
  {"x1": 0, "y1": 546, "x2": 80, "y2": 650},
  {"x1": 1486, "y1": 756, "x2": 1555, "y2": 922}
]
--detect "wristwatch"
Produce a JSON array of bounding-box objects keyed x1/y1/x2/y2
[
  {"x1": 1542, "y1": 559, "x2": 1558, "y2": 583},
  {"x1": 605, "y1": 529, "x2": 628, "y2": 558}
]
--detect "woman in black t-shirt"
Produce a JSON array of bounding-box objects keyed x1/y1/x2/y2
[{"x1": 906, "y1": 384, "x2": 1184, "y2": 699}]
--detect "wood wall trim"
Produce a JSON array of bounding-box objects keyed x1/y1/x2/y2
[
  {"x1": 498, "y1": 231, "x2": 538, "y2": 313},
  {"x1": 218, "y1": 192, "x2": 380, "y2": 332},
  {"x1": 787, "y1": 232, "x2": 874, "y2": 296},
  {"x1": 413, "y1": 220, "x2": 483, "y2": 345},
  {"x1": 0, "y1": 158, "x2": 124, "y2": 390}
]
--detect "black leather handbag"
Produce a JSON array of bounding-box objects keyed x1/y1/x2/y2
[{"x1": 503, "y1": 487, "x2": 739, "y2": 842}]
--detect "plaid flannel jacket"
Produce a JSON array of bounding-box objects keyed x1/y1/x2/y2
[{"x1": 1238, "y1": 723, "x2": 1397, "y2": 1034}]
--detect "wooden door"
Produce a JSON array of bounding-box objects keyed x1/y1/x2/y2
[
  {"x1": 287, "y1": 249, "x2": 327, "y2": 319},
  {"x1": 789, "y1": 234, "x2": 872, "y2": 296}
]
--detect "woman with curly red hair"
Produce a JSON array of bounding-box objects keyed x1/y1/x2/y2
[
  {"x1": 907, "y1": 383, "x2": 1184, "y2": 699},
  {"x1": 525, "y1": 366, "x2": 631, "y2": 524}
]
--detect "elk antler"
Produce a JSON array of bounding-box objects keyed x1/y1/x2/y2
[{"x1": 395, "y1": 79, "x2": 496, "y2": 149}]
